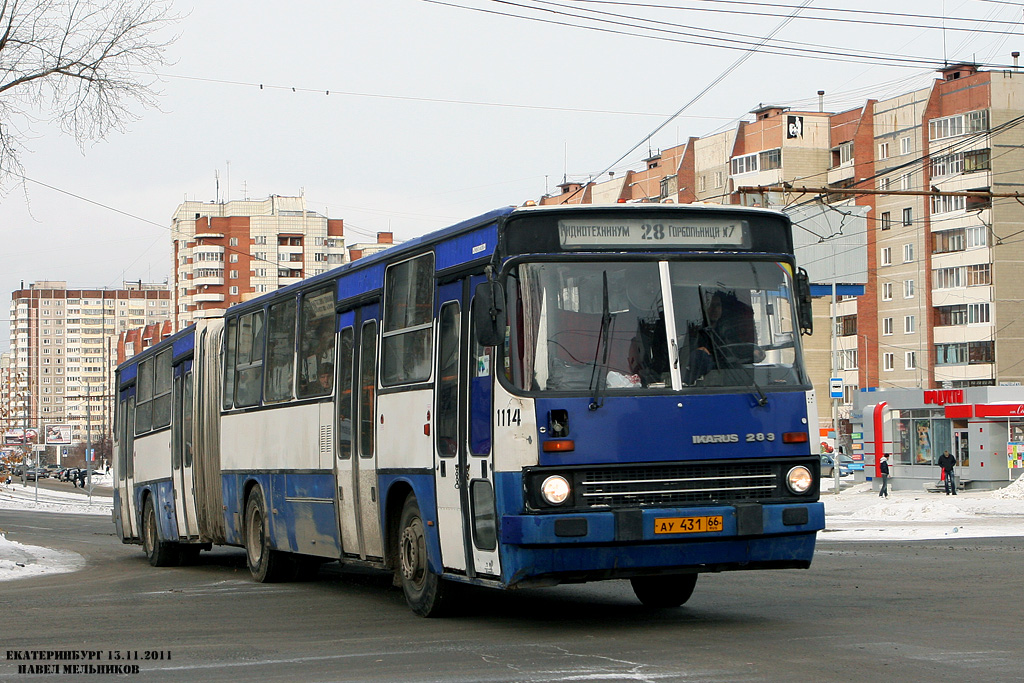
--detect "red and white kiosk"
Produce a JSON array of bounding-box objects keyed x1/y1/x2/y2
[{"x1": 853, "y1": 386, "x2": 1024, "y2": 492}]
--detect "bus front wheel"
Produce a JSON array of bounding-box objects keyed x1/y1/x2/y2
[
  {"x1": 142, "y1": 498, "x2": 178, "y2": 567},
  {"x1": 630, "y1": 574, "x2": 698, "y2": 608},
  {"x1": 397, "y1": 493, "x2": 451, "y2": 617},
  {"x1": 244, "y1": 490, "x2": 289, "y2": 582}
]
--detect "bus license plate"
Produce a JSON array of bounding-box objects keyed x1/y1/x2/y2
[{"x1": 653, "y1": 516, "x2": 723, "y2": 535}]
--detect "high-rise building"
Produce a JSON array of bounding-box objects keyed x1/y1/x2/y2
[
  {"x1": 7, "y1": 281, "x2": 172, "y2": 451},
  {"x1": 171, "y1": 195, "x2": 347, "y2": 330}
]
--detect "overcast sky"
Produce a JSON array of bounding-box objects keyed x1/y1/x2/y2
[{"x1": 2, "y1": 0, "x2": 1022, "y2": 349}]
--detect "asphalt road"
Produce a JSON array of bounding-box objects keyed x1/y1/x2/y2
[{"x1": 3, "y1": 510, "x2": 1023, "y2": 682}]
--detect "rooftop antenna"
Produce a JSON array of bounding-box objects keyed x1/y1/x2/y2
[
  {"x1": 225, "y1": 160, "x2": 231, "y2": 203},
  {"x1": 214, "y1": 170, "x2": 220, "y2": 203}
]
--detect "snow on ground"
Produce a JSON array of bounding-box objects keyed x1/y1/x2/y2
[
  {"x1": 820, "y1": 474, "x2": 1024, "y2": 541},
  {"x1": 1, "y1": 474, "x2": 1023, "y2": 583},
  {"x1": 0, "y1": 477, "x2": 114, "y2": 582}
]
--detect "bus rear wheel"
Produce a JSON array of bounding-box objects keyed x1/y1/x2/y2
[
  {"x1": 142, "y1": 498, "x2": 179, "y2": 567},
  {"x1": 244, "y1": 490, "x2": 289, "y2": 582},
  {"x1": 630, "y1": 574, "x2": 698, "y2": 608},
  {"x1": 397, "y1": 493, "x2": 451, "y2": 617}
]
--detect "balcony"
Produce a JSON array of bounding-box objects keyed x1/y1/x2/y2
[
  {"x1": 827, "y1": 163, "x2": 855, "y2": 185},
  {"x1": 192, "y1": 292, "x2": 226, "y2": 303}
]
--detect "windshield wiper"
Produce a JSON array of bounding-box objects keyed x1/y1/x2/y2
[{"x1": 589, "y1": 271, "x2": 614, "y2": 411}]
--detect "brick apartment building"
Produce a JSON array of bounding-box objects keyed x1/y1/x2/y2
[
  {"x1": 537, "y1": 63, "x2": 1024, "y2": 435},
  {"x1": 171, "y1": 196, "x2": 347, "y2": 330}
]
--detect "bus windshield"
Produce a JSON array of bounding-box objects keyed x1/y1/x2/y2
[{"x1": 506, "y1": 259, "x2": 807, "y2": 393}]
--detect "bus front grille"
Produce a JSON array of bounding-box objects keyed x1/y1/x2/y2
[{"x1": 578, "y1": 462, "x2": 778, "y2": 507}]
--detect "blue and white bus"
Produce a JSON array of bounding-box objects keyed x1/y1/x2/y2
[{"x1": 114, "y1": 203, "x2": 825, "y2": 616}]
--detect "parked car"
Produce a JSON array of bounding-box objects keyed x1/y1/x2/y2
[
  {"x1": 820, "y1": 454, "x2": 851, "y2": 478},
  {"x1": 24, "y1": 467, "x2": 44, "y2": 481},
  {"x1": 837, "y1": 454, "x2": 864, "y2": 471}
]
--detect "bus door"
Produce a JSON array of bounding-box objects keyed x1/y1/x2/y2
[
  {"x1": 432, "y1": 277, "x2": 501, "y2": 577},
  {"x1": 117, "y1": 387, "x2": 138, "y2": 540},
  {"x1": 433, "y1": 285, "x2": 466, "y2": 571},
  {"x1": 466, "y1": 276, "x2": 500, "y2": 577},
  {"x1": 335, "y1": 304, "x2": 383, "y2": 560},
  {"x1": 171, "y1": 361, "x2": 198, "y2": 540}
]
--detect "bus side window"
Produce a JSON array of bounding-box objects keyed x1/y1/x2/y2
[
  {"x1": 436, "y1": 301, "x2": 460, "y2": 457},
  {"x1": 337, "y1": 327, "x2": 354, "y2": 459},
  {"x1": 381, "y1": 254, "x2": 434, "y2": 385},
  {"x1": 264, "y1": 298, "x2": 297, "y2": 403},
  {"x1": 223, "y1": 318, "x2": 237, "y2": 410},
  {"x1": 235, "y1": 310, "x2": 265, "y2": 407},
  {"x1": 298, "y1": 287, "x2": 336, "y2": 398},
  {"x1": 359, "y1": 321, "x2": 377, "y2": 457}
]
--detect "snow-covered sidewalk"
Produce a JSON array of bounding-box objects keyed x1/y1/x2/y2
[
  {"x1": 820, "y1": 475, "x2": 1024, "y2": 541},
  {"x1": 0, "y1": 477, "x2": 114, "y2": 582}
]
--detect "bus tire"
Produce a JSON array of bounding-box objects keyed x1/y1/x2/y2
[
  {"x1": 244, "y1": 490, "x2": 289, "y2": 582},
  {"x1": 630, "y1": 574, "x2": 698, "y2": 608},
  {"x1": 142, "y1": 498, "x2": 179, "y2": 567},
  {"x1": 397, "y1": 493, "x2": 450, "y2": 617}
]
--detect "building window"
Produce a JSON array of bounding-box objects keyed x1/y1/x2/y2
[
  {"x1": 929, "y1": 110, "x2": 988, "y2": 141},
  {"x1": 903, "y1": 243, "x2": 914, "y2": 262},
  {"x1": 968, "y1": 303, "x2": 990, "y2": 324},
  {"x1": 903, "y1": 280, "x2": 915, "y2": 298},
  {"x1": 902, "y1": 207, "x2": 913, "y2": 226},
  {"x1": 698, "y1": 175, "x2": 707, "y2": 193},
  {"x1": 883, "y1": 317, "x2": 893, "y2": 336},
  {"x1": 883, "y1": 353, "x2": 895, "y2": 371},
  {"x1": 229, "y1": 286, "x2": 239, "y2": 295},
  {"x1": 254, "y1": 235, "x2": 267, "y2": 245},
  {"x1": 730, "y1": 153, "x2": 758, "y2": 175},
  {"x1": 935, "y1": 341, "x2": 994, "y2": 365},
  {"x1": 759, "y1": 148, "x2": 782, "y2": 170},
  {"x1": 933, "y1": 266, "x2": 965, "y2": 289},
  {"x1": 229, "y1": 270, "x2": 238, "y2": 279},
  {"x1": 964, "y1": 148, "x2": 991, "y2": 172},
  {"x1": 900, "y1": 136, "x2": 912, "y2": 155},
  {"x1": 836, "y1": 314, "x2": 857, "y2": 336},
  {"x1": 882, "y1": 282, "x2": 893, "y2": 301},
  {"x1": 932, "y1": 194, "x2": 966, "y2": 214},
  {"x1": 904, "y1": 315, "x2": 915, "y2": 333},
  {"x1": 229, "y1": 237, "x2": 238, "y2": 246},
  {"x1": 900, "y1": 173, "x2": 911, "y2": 190},
  {"x1": 967, "y1": 263, "x2": 991, "y2": 286},
  {"x1": 881, "y1": 212, "x2": 891, "y2": 230},
  {"x1": 905, "y1": 351, "x2": 916, "y2": 370},
  {"x1": 878, "y1": 142, "x2": 889, "y2": 159},
  {"x1": 881, "y1": 247, "x2": 892, "y2": 266},
  {"x1": 230, "y1": 254, "x2": 238, "y2": 263},
  {"x1": 714, "y1": 171, "x2": 723, "y2": 188},
  {"x1": 933, "y1": 228, "x2": 965, "y2": 254},
  {"x1": 879, "y1": 177, "x2": 891, "y2": 192},
  {"x1": 966, "y1": 225, "x2": 986, "y2": 249},
  {"x1": 837, "y1": 349, "x2": 858, "y2": 370}
]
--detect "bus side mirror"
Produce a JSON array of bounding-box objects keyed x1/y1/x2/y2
[
  {"x1": 796, "y1": 268, "x2": 813, "y2": 336},
  {"x1": 473, "y1": 281, "x2": 506, "y2": 347}
]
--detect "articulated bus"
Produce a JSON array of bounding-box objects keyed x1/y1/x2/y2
[{"x1": 113, "y1": 203, "x2": 825, "y2": 616}]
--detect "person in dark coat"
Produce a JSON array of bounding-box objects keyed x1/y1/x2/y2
[
  {"x1": 937, "y1": 450, "x2": 958, "y2": 495},
  {"x1": 878, "y1": 453, "x2": 891, "y2": 498}
]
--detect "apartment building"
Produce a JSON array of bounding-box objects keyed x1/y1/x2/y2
[
  {"x1": 535, "y1": 63, "x2": 1024, "y2": 441},
  {"x1": 7, "y1": 281, "x2": 172, "y2": 448},
  {"x1": 171, "y1": 195, "x2": 347, "y2": 330}
]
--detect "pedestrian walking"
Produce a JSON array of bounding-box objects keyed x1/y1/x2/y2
[
  {"x1": 938, "y1": 449, "x2": 958, "y2": 495},
  {"x1": 879, "y1": 453, "x2": 891, "y2": 498}
]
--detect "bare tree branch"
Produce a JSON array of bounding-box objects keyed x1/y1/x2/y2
[{"x1": 0, "y1": 0, "x2": 178, "y2": 191}]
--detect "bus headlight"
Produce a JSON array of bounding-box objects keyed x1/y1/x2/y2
[
  {"x1": 541, "y1": 475, "x2": 571, "y2": 505},
  {"x1": 786, "y1": 466, "x2": 813, "y2": 494}
]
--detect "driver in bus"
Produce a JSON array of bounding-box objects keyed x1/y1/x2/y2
[{"x1": 684, "y1": 291, "x2": 764, "y2": 384}]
